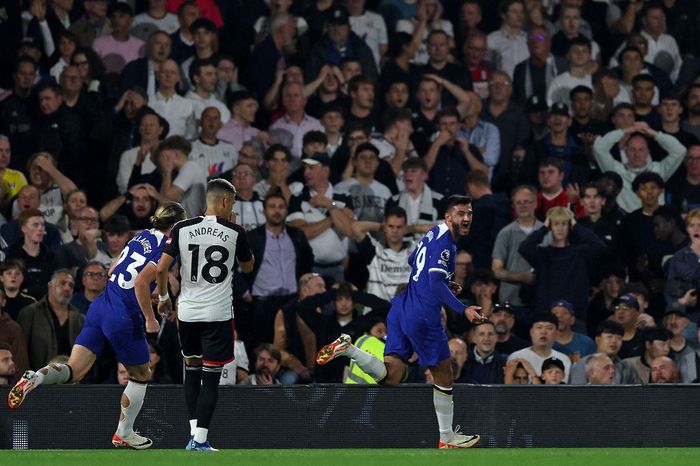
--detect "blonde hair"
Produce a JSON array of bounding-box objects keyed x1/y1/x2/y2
[
  {"x1": 545, "y1": 206, "x2": 575, "y2": 223},
  {"x1": 686, "y1": 208, "x2": 700, "y2": 226},
  {"x1": 150, "y1": 201, "x2": 187, "y2": 230}
]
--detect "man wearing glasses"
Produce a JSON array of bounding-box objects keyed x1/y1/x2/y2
[
  {"x1": 70, "y1": 261, "x2": 108, "y2": 314},
  {"x1": 512, "y1": 25, "x2": 564, "y2": 106}
]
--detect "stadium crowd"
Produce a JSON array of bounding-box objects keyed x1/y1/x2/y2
[{"x1": 1, "y1": 0, "x2": 700, "y2": 388}]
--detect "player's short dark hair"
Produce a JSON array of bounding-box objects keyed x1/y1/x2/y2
[
  {"x1": 385, "y1": 206, "x2": 407, "y2": 221},
  {"x1": 0, "y1": 258, "x2": 25, "y2": 275},
  {"x1": 595, "y1": 320, "x2": 624, "y2": 338},
  {"x1": 263, "y1": 191, "x2": 287, "y2": 209},
  {"x1": 444, "y1": 194, "x2": 472, "y2": 212},
  {"x1": 207, "y1": 178, "x2": 237, "y2": 200},
  {"x1": 631, "y1": 171, "x2": 664, "y2": 192},
  {"x1": 150, "y1": 201, "x2": 187, "y2": 230},
  {"x1": 189, "y1": 57, "x2": 217, "y2": 86},
  {"x1": 255, "y1": 343, "x2": 281, "y2": 363},
  {"x1": 465, "y1": 170, "x2": 490, "y2": 187}
]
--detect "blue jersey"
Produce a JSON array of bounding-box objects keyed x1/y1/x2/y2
[
  {"x1": 398, "y1": 223, "x2": 456, "y2": 318},
  {"x1": 103, "y1": 229, "x2": 167, "y2": 312}
]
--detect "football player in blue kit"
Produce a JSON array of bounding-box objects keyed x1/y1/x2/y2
[
  {"x1": 7, "y1": 202, "x2": 187, "y2": 450},
  {"x1": 316, "y1": 195, "x2": 483, "y2": 448}
]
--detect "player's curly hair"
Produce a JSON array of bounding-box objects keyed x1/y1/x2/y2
[{"x1": 151, "y1": 201, "x2": 186, "y2": 231}]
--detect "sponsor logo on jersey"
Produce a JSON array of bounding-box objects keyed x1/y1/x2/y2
[{"x1": 441, "y1": 249, "x2": 450, "y2": 261}]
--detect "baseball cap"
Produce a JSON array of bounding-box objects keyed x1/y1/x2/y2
[
  {"x1": 328, "y1": 6, "x2": 350, "y2": 25},
  {"x1": 549, "y1": 102, "x2": 570, "y2": 116},
  {"x1": 542, "y1": 357, "x2": 565, "y2": 373},
  {"x1": 550, "y1": 299, "x2": 574, "y2": 314},
  {"x1": 664, "y1": 303, "x2": 688, "y2": 317},
  {"x1": 526, "y1": 95, "x2": 547, "y2": 113},
  {"x1": 612, "y1": 294, "x2": 640, "y2": 311},
  {"x1": 492, "y1": 302, "x2": 514, "y2": 315},
  {"x1": 302, "y1": 152, "x2": 331, "y2": 166}
]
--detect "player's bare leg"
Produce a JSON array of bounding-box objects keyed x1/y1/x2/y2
[
  {"x1": 380, "y1": 354, "x2": 407, "y2": 385},
  {"x1": 7, "y1": 344, "x2": 95, "y2": 409},
  {"x1": 112, "y1": 363, "x2": 153, "y2": 450},
  {"x1": 430, "y1": 359, "x2": 480, "y2": 449}
]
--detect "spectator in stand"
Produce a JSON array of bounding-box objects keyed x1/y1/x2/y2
[
  {"x1": 116, "y1": 110, "x2": 168, "y2": 195},
  {"x1": 385, "y1": 157, "x2": 443, "y2": 240},
  {"x1": 2, "y1": 185, "x2": 61, "y2": 251},
  {"x1": 665, "y1": 209, "x2": 700, "y2": 319},
  {"x1": 69, "y1": 261, "x2": 107, "y2": 314},
  {"x1": 486, "y1": 0, "x2": 529, "y2": 78},
  {"x1": 410, "y1": 76, "x2": 440, "y2": 157},
  {"x1": 658, "y1": 93, "x2": 698, "y2": 151},
  {"x1": 491, "y1": 302, "x2": 528, "y2": 356},
  {"x1": 663, "y1": 306, "x2": 694, "y2": 377},
  {"x1": 305, "y1": 6, "x2": 377, "y2": 83},
  {"x1": 0, "y1": 305, "x2": 28, "y2": 384},
  {"x1": 346, "y1": 0, "x2": 389, "y2": 71},
  {"x1": 185, "y1": 58, "x2": 231, "y2": 123},
  {"x1": 631, "y1": 75, "x2": 661, "y2": 130},
  {"x1": 593, "y1": 122, "x2": 686, "y2": 214},
  {"x1": 504, "y1": 358, "x2": 540, "y2": 384},
  {"x1": 512, "y1": 25, "x2": 564, "y2": 106},
  {"x1": 0, "y1": 259, "x2": 37, "y2": 322},
  {"x1": 665, "y1": 143, "x2": 700, "y2": 215},
  {"x1": 416, "y1": 30, "x2": 472, "y2": 107},
  {"x1": 519, "y1": 206, "x2": 606, "y2": 330},
  {"x1": 121, "y1": 32, "x2": 171, "y2": 97},
  {"x1": 54, "y1": 206, "x2": 110, "y2": 272},
  {"x1": 424, "y1": 107, "x2": 488, "y2": 198},
  {"x1": 16, "y1": 269, "x2": 83, "y2": 370},
  {"x1": 462, "y1": 170, "x2": 511, "y2": 269},
  {"x1": 24, "y1": 151, "x2": 78, "y2": 227},
  {"x1": 379, "y1": 30, "x2": 422, "y2": 102},
  {"x1": 639, "y1": 3, "x2": 682, "y2": 82},
  {"x1": 240, "y1": 344, "x2": 284, "y2": 385},
  {"x1": 461, "y1": 320, "x2": 506, "y2": 384},
  {"x1": 587, "y1": 266, "x2": 624, "y2": 337},
  {"x1": 455, "y1": 0, "x2": 483, "y2": 52},
  {"x1": 481, "y1": 70, "x2": 530, "y2": 192},
  {"x1": 546, "y1": 37, "x2": 594, "y2": 108},
  {"x1": 550, "y1": 299, "x2": 595, "y2": 363},
  {"x1": 463, "y1": 31, "x2": 494, "y2": 101},
  {"x1": 253, "y1": 145, "x2": 301, "y2": 204},
  {"x1": 218, "y1": 90, "x2": 263, "y2": 153},
  {"x1": 287, "y1": 153, "x2": 354, "y2": 281},
  {"x1": 246, "y1": 12, "x2": 295, "y2": 100},
  {"x1": 395, "y1": 0, "x2": 453, "y2": 66},
  {"x1": 99, "y1": 184, "x2": 157, "y2": 231},
  {"x1": 456, "y1": 91, "x2": 501, "y2": 180},
  {"x1": 577, "y1": 182, "x2": 621, "y2": 266},
  {"x1": 569, "y1": 321, "x2": 637, "y2": 384},
  {"x1": 597, "y1": 171, "x2": 626, "y2": 227},
  {"x1": 569, "y1": 86, "x2": 606, "y2": 159},
  {"x1": 169, "y1": 0, "x2": 199, "y2": 64},
  {"x1": 150, "y1": 58, "x2": 197, "y2": 140},
  {"x1": 533, "y1": 157, "x2": 583, "y2": 221},
  {"x1": 230, "y1": 162, "x2": 265, "y2": 232},
  {"x1": 0, "y1": 135, "x2": 28, "y2": 214},
  {"x1": 683, "y1": 85, "x2": 700, "y2": 142},
  {"x1": 344, "y1": 75, "x2": 380, "y2": 133},
  {"x1": 583, "y1": 353, "x2": 616, "y2": 385},
  {"x1": 0, "y1": 57, "x2": 38, "y2": 170},
  {"x1": 91, "y1": 3, "x2": 145, "y2": 75},
  {"x1": 491, "y1": 184, "x2": 541, "y2": 311},
  {"x1": 132, "y1": 0, "x2": 180, "y2": 39},
  {"x1": 539, "y1": 357, "x2": 567, "y2": 385},
  {"x1": 551, "y1": 4, "x2": 601, "y2": 61},
  {"x1": 33, "y1": 82, "x2": 86, "y2": 188},
  {"x1": 268, "y1": 82, "x2": 324, "y2": 160},
  {"x1": 319, "y1": 103, "x2": 346, "y2": 171},
  {"x1": 68, "y1": 0, "x2": 111, "y2": 48},
  {"x1": 650, "y1": 356, "x2": 679, "y2": 384},
  {"x1": 620, "y1": 327, "x2": 671, "y2": 384},
  {"x1": 252, "y1": 0, "x2": 309, "y2": 65},
  {"x1": 26, "y1": 0, "x2": 79, "y2": 62},
  {"x1": 189, "y1": 107, "x2": 237, "y2": 179},
  {"x1": 156, "y1": 135, "x2": 207, "y2": 217},
  {"x1": 180, "y1": 18, "x2": 218, "y2": 91},
  {"x1": 508, "y1": 312, "x2": 572, "y2": 381},
  {"x1": 612, "y1": 293, "x2": 646, "y2": 360}
]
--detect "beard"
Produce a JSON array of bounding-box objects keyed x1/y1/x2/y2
[
  {"x1": 494, "y1": 322, "x2": 509, "y2": 335},
  {"x1": 690, "y1": 104, "x2": 700, "y2": 116}
]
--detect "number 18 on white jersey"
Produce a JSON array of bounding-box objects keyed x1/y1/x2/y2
[{"x1": 164, "y1": 215, "x2": 253, "y2": 322}]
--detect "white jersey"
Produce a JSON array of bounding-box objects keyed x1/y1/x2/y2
[{"x1": 164, "y1": 215, "x2": 252, "y2": 322}]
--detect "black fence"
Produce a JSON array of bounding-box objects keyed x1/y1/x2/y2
[{"x1": 1, "y1": 384, "x2": 699, "y2": 449}]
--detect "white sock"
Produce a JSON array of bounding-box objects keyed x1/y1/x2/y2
[
  {"x1": 34, "y1": 363, "x2": 71, "y2": 385},
  {"x1": 344, "y1": 345, "x2": 387, "y2": 382},
  {"x1": 194, "y1": 427, "x2": 208, "y2": 444},
  {"x1": 189, "y1": 419, "x2": 197, "y2": 436},
  {"x1": 116, "y1": 380, "x2": 147, "y2": 438},
  {"x1": 433, "y1": 384, "x2": 454, "y2": 443}
]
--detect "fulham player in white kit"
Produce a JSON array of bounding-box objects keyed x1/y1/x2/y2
[{"x1": 156, "y1": 179, "x2": 254, "y2": 451}]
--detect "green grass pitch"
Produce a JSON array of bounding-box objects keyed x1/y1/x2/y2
[{"x1": 2, "y1": 448, "x2": 700, "y2": 466}]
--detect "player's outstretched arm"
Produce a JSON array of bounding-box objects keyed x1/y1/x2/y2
[
  {"x1": 155, "y1": 253, "x2": 175, "y2": 316},
  {"x1": 134, "y1": 263, "x2": 160, "y2": 334},
  {"x1": 428, "y1": 271, "x2": 482, "y2": 322}
]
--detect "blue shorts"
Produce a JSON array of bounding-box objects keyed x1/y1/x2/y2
[
  {"x1": 74, "y1": 295, "x2": 149, "y2": 366},
  {"x1": 384, "y1": 301, "x2": 450, "y2": 367}
]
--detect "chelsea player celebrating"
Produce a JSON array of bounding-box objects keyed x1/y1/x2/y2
[
  {"x1": 317, "y1": 195, "x2": 483, "y2": 448},
  {"x1": 8, "y1": 202, "x2": 187, "y2": 450}
]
